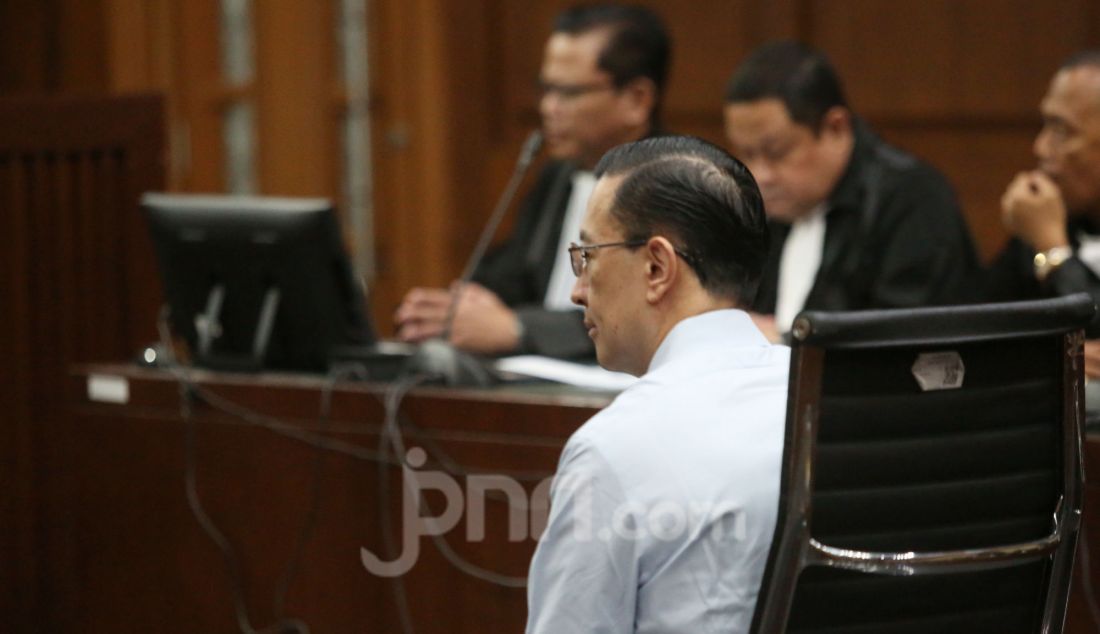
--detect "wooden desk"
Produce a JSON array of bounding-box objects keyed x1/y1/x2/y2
[
  {"x1": 58, "y1": 364, "x2": 607, "y2": 633},
  {"x1": 56, "y1": 365, "x2": 1100, "y2": 633}
]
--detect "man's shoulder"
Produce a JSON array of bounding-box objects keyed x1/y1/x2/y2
[
  {"x1": 835, "y1": 132, "x2": 964, "y2": 239},
  {"x1": 862, "y1": 134, "x2": 955, "y2": 199},
  {"x1": 559, "y1": 378, "x2": 666, "y2": 470},
  {"x1": 567, "y1": 347, "x2": 790, "y2": 452}
]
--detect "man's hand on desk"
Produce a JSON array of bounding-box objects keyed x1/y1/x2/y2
[{"x1": 394, "y1": 282, "x2": 522, "y2": 355}]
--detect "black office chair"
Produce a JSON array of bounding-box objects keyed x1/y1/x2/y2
[{"x1": 750, "y1": 294, "x2": 1095, "y2": 634}]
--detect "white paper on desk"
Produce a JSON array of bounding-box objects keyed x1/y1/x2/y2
[{"x1": 495, "y1": 355, "x2": 637, "y2": 391}]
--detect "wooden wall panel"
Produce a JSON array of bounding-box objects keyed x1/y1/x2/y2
[
  {"x1": 368, "y1": 0, "x2": 499, "y2": 328},
  {"x1": 811, "y1": 0, "x2": 1098, "y2": 119},
  {"x1": 171, "y1": 1, "x2": 227, "y2": 192},
  {"x1": 253, "y1": 2, "x2": 338, "y2": 197},
  {"x1": 0, "y1": 94, "x2": 166, "y2": 631},
  {"x1": 0, "y1": 0, "x2": 109, "y2": 94},
  {"x1": 0, "y1": 127, "x2": 36, "y2": 634},
  {"x1": 0, "y1": 0, "x2": 51, "y2": 93}
]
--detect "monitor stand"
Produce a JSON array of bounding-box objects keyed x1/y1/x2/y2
[{"x1": 192, "y1": 284, "x2": 280, "y2": 372}]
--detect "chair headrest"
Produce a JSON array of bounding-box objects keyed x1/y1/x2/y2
[{"x1": 791, "y1": 293, "x2": 1096, "y2": 349}]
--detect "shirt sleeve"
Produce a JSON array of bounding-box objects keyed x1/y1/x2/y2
[
  {"x1": 526, "y1": 436, "x2": 638, "y2": 634},
  {"x1": 982, "y1": 238, "x2": 1100, "y2": 337}
]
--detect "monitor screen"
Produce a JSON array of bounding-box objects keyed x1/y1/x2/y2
[{"x1": 143, "y1": 193, "x2": 373, "y2": 372}]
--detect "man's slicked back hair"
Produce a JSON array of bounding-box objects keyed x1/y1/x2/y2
[
  {"x1": 724, "y1": 40, "x2": 847, "y2": 132},
  {"x1": 594, "y1": 136, "x2": 769, "y2": 305},
  {"x1": 554, "y1": 3, "x2": 671, "y2": 126}
]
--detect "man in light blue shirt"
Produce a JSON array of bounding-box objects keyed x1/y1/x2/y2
[{"x1": 526, "y1": 136, "x2": 790, "y2": 633}]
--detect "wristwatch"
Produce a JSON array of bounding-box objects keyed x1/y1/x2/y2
[{"x1": 1033, "y1": 246, "x2": 1073, "y2": 282}]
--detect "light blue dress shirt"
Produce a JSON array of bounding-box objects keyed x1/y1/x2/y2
[{"x1": 527, "y1": 309, "x2": 790, "y2": 634}]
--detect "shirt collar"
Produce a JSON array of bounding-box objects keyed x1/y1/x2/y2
[
  {"x1": 571, "y1": 170, "x2": 595, "y2": 187},
  {"x1": 646, "y1": 309, "x2": 771, "y2": 375}
]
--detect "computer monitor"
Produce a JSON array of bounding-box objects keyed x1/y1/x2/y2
[{"x1": 142, "y1": 193, "x2": 373, "y2": 372}]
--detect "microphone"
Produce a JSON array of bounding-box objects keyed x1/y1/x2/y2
[
  {"x1": 410, "y1": 130, "x2": 543, "y2": 386},
  {"x1": 444, "y1": 128, "x2": 544, "y2": 336}
]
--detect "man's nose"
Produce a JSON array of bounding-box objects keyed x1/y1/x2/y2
[
  {"x1": 746, "y1": 158, "x2": 773, "y2": 185},
  {"x1": 540, "y1": 92, "x2": 560, "y2": 120},
  {"x1": 570, "y1": 277, "x2": 587, "y2": 307},
  {"x1": 1034, "y1": 127, "x2": 1052, "y2": 163}
]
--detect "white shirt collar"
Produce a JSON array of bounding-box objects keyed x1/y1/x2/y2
[
  {"x1": 543, "y1": 171, "x2": 596, "y2": 310},
  {"x1": 647, "y1": 309, "x2": 772, "y2": 375},
  {"x1": 775, "y1": 203, "x2": 828, "y2": 333}
]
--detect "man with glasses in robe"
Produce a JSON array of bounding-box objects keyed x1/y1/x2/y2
[{"x1": 395, "y1": 4, "x2": 669, "y2": 359}]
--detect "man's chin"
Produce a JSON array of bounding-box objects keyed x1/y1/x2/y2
[
  {"x1": 595, "y1": 349, "x2": 639, "y2": 377},
  {"x1": 765, "y1": 210, "x2": 797, "y2": 224},
  {"x1": 765, "y1": 202, "x2": 815, "y2": 224},
  {"x1": 544, "y1": 138, "x2": 577, "y2": 162},
  {"x1": 594, "y1": 347, "x2": 614, "y2": 371}
]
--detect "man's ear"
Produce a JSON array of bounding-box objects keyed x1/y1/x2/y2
[
  {"x1": 620, "y1": 77, "x2": 657, "y2": 128},
  {"x1": 644, "y1": 236, "x2": 678, "y2": 304},
  {"x1": 819, "y1": 105, "x2": 852, "y2": 141}
]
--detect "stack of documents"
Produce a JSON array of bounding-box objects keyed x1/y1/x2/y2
[{"x1": 495, "y1": 355, "x2": 637, "y2": 392}]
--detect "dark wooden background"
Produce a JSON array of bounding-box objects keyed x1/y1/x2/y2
[
  {"x1": 3, "y1": 0, "x2": 1099, "y2": 328},
  {"x1": 3, "y1": 1, "x2": 1100, "y2": 631}
]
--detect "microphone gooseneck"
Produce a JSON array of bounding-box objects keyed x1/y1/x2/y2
[{"x1": 439, "y1": 130, "x2": 543, "y2": 342}]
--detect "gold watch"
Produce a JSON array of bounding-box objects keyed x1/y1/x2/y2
[{"x1": 1033, "y1": 246, "x2": 1073, "y2": 282}]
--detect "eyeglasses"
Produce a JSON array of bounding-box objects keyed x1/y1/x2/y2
[
  {"x1": 538, "y1": 80, "x2": 616, "y2": 101},
  {"x1": 568, "y1": 239, "x2": 705, "y2": 280},
  {"x1": 568, "y1": 240, "x2": 647, "y2": 276}
]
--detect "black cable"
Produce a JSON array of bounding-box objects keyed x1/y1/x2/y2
[
  {"x1": 191, "y1": 370, "x2": 539, "y2": 588},
  {"x1": 160, "y1": 307, "x2": 535, "y2": 631},
  {"x1": 376, "y1": 413, "x2": 417, "y2": 634},
  {"x1": 397, "y1": 415, "x2": 554, "y2": 483},
  {"x1": 186, "y1": 373, "x2": 551, "y2": 481},
  {"x1": 271, "y1": 365, "x2": 361, "y2": 626},
  {"x1": 177, "y1": 375, "x2": 549, "y2": 481},
  {"x1": 180, "y1": 376, "x2": 255, "y2": 633},
  {"x1": 380, "y1": 373, "x2": 530, "y2": 589},
  {"x1": 185, "y1": 382, "x2": 398, "y2": 465},
  {"x1": 173, "y1": 365, "x2": 538, "y2": 590},
  {"x1": 181, "y1": 371, "x2": 312, "y2": 634},
  {"x1": 163, "y1": 309, "x2": 310, "y2": 634}
]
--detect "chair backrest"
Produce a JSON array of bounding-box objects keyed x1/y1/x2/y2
[{"x1": 750, "y1": 294, "x2": 1095, "y2": 634}]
